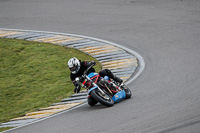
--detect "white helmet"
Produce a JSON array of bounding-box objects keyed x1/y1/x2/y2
[{"x1": 68, "y1": 57, "x2": 80, "y2": 74}]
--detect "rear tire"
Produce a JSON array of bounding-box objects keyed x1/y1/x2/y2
[
  {"x1": 124, "y1": 87, "x2": 132, "y2": 99},
  {"x1": 91, "y1": 90, "x2": 114, "y2": 107}
]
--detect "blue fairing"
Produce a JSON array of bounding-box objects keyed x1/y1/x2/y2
[
  {"x1": 112, "y1": 90, "x2": 126, "y2": 103},
  {"x1": 88, "y1": 72, "x2": 98, "y2": 78},
  {"x1": 88, "y1": 86, "x2": 98, "y2": 94}
]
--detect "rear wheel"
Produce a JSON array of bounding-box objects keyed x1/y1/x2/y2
[
  {"x1": 91, "y1": 89, "x2": 114, "y2": 107},
  {"x1": 124, "y1": 87, "x2": 132, "y2": 99}
]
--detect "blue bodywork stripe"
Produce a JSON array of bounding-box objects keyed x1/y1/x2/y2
[
  {"x1": 88, "y1": 86, "x2": 98, "y2": 94},
  {"x1": 88, "y1": 72, "x2": 98, "y2": 78}
]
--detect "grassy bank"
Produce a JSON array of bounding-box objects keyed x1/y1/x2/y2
[
  {"x1": 0, "y1": 38, "x2": 101, "y2": 123},
  {"x1": 0, "y1": 127, "x2": 13, "y2": 132}
]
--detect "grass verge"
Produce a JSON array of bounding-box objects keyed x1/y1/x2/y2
[
  {"x1": 0, "y1": 127, "x2": 13, "y2": 132},
  {"x1": 0, "y1": 38, "x2": 101, "y2": 123}
]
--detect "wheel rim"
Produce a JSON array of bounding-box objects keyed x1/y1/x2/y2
[{"x1": 97, "y1": 91, "x2": 112, "y2": 102}]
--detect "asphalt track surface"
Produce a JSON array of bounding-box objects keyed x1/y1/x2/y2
[{"x1": 1, "y1": 0, "x2": 200, "y2": 133}]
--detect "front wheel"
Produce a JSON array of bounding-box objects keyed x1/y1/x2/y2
[
  {"x1": 91, "y1": 89, "x2": 114, "y2": 107},
  {"x1": 87, "y1": 96, "x2": 98, "y2": 106}
]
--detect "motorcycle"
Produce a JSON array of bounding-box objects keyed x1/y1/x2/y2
[{"x1": 79, "y1": 64, "x2": 132, "y2": 107}]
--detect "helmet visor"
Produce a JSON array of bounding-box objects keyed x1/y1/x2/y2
[{"x1": 69, "y1": 66, "x2": 77, "y2": 72}]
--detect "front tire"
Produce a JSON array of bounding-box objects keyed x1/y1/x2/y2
[
  {"x1": 90, "y1": 89, "x2": 114, "y2": 107},
  {"x1": 87, "y1": 96, "x2": 98, "y2": 106}
]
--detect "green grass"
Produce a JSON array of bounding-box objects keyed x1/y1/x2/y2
[
  {"x1": 0, "y1": 127, "x2": 13, "y2": 132},
  {"x1": 0, "y1": 38, "x2": 102, "y2": 123}
]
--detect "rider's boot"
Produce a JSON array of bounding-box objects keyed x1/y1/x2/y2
[
  {"x1": 99, "y1": 69, "x2": 124, "y2": 86},
  {"x1": 113, "y1": 76, "x2": 123, "y2": 86},
  {"x1": 107, "y1": 69, "x2": 123, "y2": 86}
]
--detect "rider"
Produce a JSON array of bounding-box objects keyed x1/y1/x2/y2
[{"x1": 68, "y1": 57, "x2": 123, "y2": 93}]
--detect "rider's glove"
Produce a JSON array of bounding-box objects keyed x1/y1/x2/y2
[
  {"x1": 74, "y1": 85, "x2": 81, "y2": 93},
  {"x1": 75, "y1": 77, "x2": 80, "y2": 85},
  {"x1": 91, "y1": 61, "x2": 96, "y2": 65},
  {"x1": 87, "y1": 61, "x2": 96, "y2": 66},
  {"x1": 74, "y1": 77, "x2": 81, "y2": 93},
  {"x1": 79, "y1": 75, "x2": 85, "y2": 83}
]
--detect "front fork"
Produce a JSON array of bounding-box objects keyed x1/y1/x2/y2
[{"x1": 85, "y1": 76, "x2": 106, "y2": 96}]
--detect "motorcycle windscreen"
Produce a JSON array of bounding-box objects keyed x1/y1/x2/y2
[{"x1": 112, "y1": 90, "x2": 126, "y2": 103}]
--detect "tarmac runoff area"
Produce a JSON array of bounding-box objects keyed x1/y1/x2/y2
[{"x1": 0, "y1": 28, "x2": 145, "y2": 129}]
